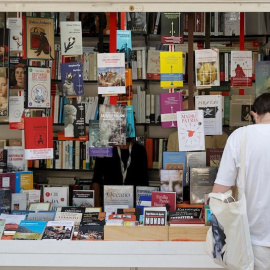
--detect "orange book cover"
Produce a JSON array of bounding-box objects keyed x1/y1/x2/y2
[{"x1": 57, "y1": 132, "x2": 89, "y2": 141}]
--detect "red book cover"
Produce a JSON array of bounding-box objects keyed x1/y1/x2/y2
[
  {"x1": 151, "y1": 191, "x2": 176, "y2": 212},
  {"x1": 24, "y1": 117, "x2": 53, "y2": 160},
  {"x1": 0, "y1": 173, "x2": 16, "y2": 193},
  {"x1": 145, "y1": 138, "x2": 153, "y2": 169},
  {"x1": 160, "y1": 92, "x2": 183, "y2": 129}
]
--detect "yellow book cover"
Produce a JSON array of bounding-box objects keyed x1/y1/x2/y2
[{"x1": 160, "y1": 52, "x2": 183, "y2": 88}]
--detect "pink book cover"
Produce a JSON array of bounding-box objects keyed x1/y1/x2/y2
[
  {"x1": 160, "y1": 92, "x2": 183, "y2": 129},
  {"x1": 151, "y1": 191, "x2": 176, "y2": 212}
]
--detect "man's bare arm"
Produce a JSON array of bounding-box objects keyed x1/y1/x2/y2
[{"x1": 212, "y1": 183, "x2": 232, "y2": 193}]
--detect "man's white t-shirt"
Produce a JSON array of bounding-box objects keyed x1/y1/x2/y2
[{"x1": 215, "y1": 124, "x2": 270, "y2": 247}]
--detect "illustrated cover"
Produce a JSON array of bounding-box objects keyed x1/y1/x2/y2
[
  {"x1": 160, "y1": 52, "x2": 183, "y2": 88},
  {"x1": 11, "y1": 210, "x2": 35, "y2": 218},
  {"x1": 72, "y1": 190, "x2": 94, "y2": 207},
  {"x1": 136, "y1": 186, "x2": 159, "y2": 202},
  {"x1": 26, "y1": 17, "x2": 55, "y2": 60},
  {"x1": 73, "y1": 103, "x2": 86, "y2": 138},
  {"x1": 206, "y1": 148, "x2": 224, "y2": 167},
  {"x1": 118, "y1": 68, "x2": 133, "y2": 102},
  {"x1": 230, "y1": 51, "x2": 253, "y2": 87},
  {"x1": 255, "y1": 61, "x2": 270, "y2": 97},
  {"x1": 26, "y1": 66, "x2": 51, "y2": 108},
  {"x1": 5, "y1": 146, "x2": 25, "y2": 172},
  {"x1": 99, "y1": 104, "x2": 127, "y2": 146},
  {"x1": 146, "y1": 50, "x2": 161, "y2": 80},
  {"x1": 126, "y1": 12, "x2": 147, "y2": 35},
  {"x1": 0, "y1": 173, "x2": 16, "y2": 193},
  {"x1": 104, "y1": 185, "x2": 134, "y2": 208},
  {"x1": 43, "y1": 186, "x2": 69, "y2": 210},
  {"x1": 195, "y1": 49, "x2": 220, "y2": 87},
  {"x1": 117, "y1": 30, "x2": 132, "y2": 63},
  {"x1": 0, "y1": 148, "x2": 7, "y2": 173},
  {"x1": 189, "y1": 167, "x2": 218, "y2": 204},
  {"x1": 54, "y1": 211, "x2": 82, "y2": 233},
  {"x1": 0, "y1": 68, "x2": 9, "y2": 121},
  {"x1": 0, "y1": 28, "x2": 9, "y2": 67},
  {"x1": 195, "y1": 95, "x2": 223, "y2": 135},
  {"x1": 28, "y1": 202, "x2": 51, "y2": 211},
  {"x1": 26, "y1": 211, "x2": 56, "y2": 221},
  {"x1": 160, "y1": 92, "x2": 183, "y2": 129},
  {"x1": 229, "y1": 95, "x2": 255, "y2": 127},
  {"x1": 0, "y1": 213, "x2": 26, "y2": 235},
  {"x1": 160, "y1": 170, "x2": 183, "y2": 204},
  {"x1": 60, "y1": 62, "x2": 84, "y2": 96},
  {"x1": 24, "y1": 117, "x2": 53, "y2": 160},
  {"x1": 9, "y1": 57, "x2": 26, "y2": 91},
  {"x1": 15, "y1": 171, "x2": 33, "y2": 193},
  {"x1": 13, "y1": 220, "x2": 47, "y2": 240},
  {"x1": 186, "y1": 152, "x2": 206, "y2": 168},
  {"x1": 77, "y1": 222, "x2": 104, "y2": 240},
  {"x1": 0, "y1": 189, "x2": 12, "y2": 214},
  {"x1": 60, "y1": 21, "x2": 82, "y2": 56},
  {"x1": 97, "y1": 53, "x2": 126, "y2": 95},
  {"x1": 58, "y1": 206, "x2": 85, "y2": 214},
  {"x1": 0, "y1": 219, "x2": 5, "y2": 238},
  {"x1": 42, "y1": 220, "x2": 74, "y2": 240},
  {"x1": 11, "y1": 193, "x2": 27, "y2": 211},
  {"x1": 6, "y1": 17, "x2": 23, "y2": 53},
  {"x1": 143, "y1": 206, "x2": 167, "y2": 226},
  {"x1": 176, "y1": 110, "x2": 205, "y2": 151},
  {"x1": 160, "y1": 12, "x2": 184, "y2": 44},
  {"x1": 223, "y1": 12, "x2": 240, "y2": 36},
  {"x1": 126, "y1": 105, "x2": 135, "y2": 138},
  {"x1": 8, "y1": 96, "x2": 24, "y2": 130},
  {"x1": 22, "y1": 189, "x2": 41, "y2": 204}
]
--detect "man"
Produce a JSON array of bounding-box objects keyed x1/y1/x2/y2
[{"x1": 212, "y1": 93, "x2": 270, "y2": 269}]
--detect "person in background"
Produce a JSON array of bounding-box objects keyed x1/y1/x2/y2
[
  {"x1": 212, "y1": 93, "x2": 270, "y2": 269},
  {"x1": 91, "y1": 138, "x2": 149, "y2": 207}
]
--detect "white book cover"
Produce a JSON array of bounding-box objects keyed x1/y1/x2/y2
[
  {"x1": 223, "y1": 12, "x2": 240, "y2": 36},
  {"x1": 72, "y1": 190, "x2": 94, "y2": 207},
  {"x1": 11, "y1": 193, "x2": 27, "y2": 211},
  {"x1": 0, "y1": 214, "x2": 26, "y2": 235},
  {"x1": 42, "y1": 220, "x2": 74, "y2": 240},
  {"x1": 195, "y1": 49, "x2": 220, "y2": 87},
  {"x1": 6, "y1": 18, "x2": 23, "y2": 52},
  {"x1": 43, "y1": 186, "x2": 69, "y2": 210},
  {"x1": 136, "y1": 186, "x2": 159, "y2": 202},
  {"x1": 8, "y1": 96, "x2": 24, "y2": 126},
  {"x1": 60, "y1": 21, "x2": 82, "y2": 56},
  {"x1": 177, "y1": 110, "x2": 205, "y2": 151},
  {"x1": 195, "y1": 95, "x2": 223, "y2": 135},
  {"x1": 97, "y1": 53, "x2": 126, "y2": 95},
  {"x1": 230, "y1": 50, "x2": 253, "y2": 87},
  {"x1": 54, "y1": 212, "x2": 82, "y2": 233},
  {"x1": 22, "y1": 189, "x2": 41, "y2": 204},
  {"x1": 5, "y1": 146, "x2": 25, "y2": 172}
]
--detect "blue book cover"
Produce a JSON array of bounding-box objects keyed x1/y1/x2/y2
[
  {"x1": 255, "y1": 61, "x2": 270, "y2": 97},
  {"x1": 117, "y1": 30, "x2": 132, "y2": 63},
  {"x1": 60, "y1": 62, "x2": 84, "y2": 96},
  {"x1": 162, "y1": 151, "x2": 187, "y2": 185},
  {"x1": 126, "y1": 106, "x2": 135, "y2": 138}
]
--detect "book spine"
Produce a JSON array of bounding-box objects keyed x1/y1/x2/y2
[
  {"x1": 145, "y1": 94, "x2": 150, "y2": 124},
  {"x1": 136, "y1": 50, "x2": 142, "y2": 80},
  {"x1": 150, "y1": 94, "x2": 155, "y2": 123}
]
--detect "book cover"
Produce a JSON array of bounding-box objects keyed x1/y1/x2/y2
[
  {"x1": 60, "y1": 62, "x2": 84, "y2": 96},
  {"x1": 0, "y1": 213, "x2": 26, "y2": 235},
  {"x1": 190, "y1": 167, "x2": 218, "y2": 204},
  {"x1": 15, "y1": 171, "x2": 33, "y2": 193},
  {"x1": 136, "y1": 186, "x2": 159, "y2": 202},
  {"x1": 5, "y1": 147, "x2": 25, "y2": 172},
  {"x1": 160, "y1": 170, "x2": 183, "y2": 204},
  {"x1": 0, "y1": 28, "x2": 9, "y2": 68},
  {"x1": 9, "y1": 57, "x2": 27, "y2": 91},
  {"x1": 0, "y1": 148, "x2": 7, "y2": 173},
  {"x1": 28, "y1": 202, "x2": 51, "y2": 211},
  {"x1": 170, "y1": 207, "x2": 202, "y2": 220},
  {"x1": 186, "y1": 152, "x2": 206, "y2": 168},
  {"x1": 99, "y1": 104, "x2": 127, "y2": 146},
  {"x1": 0, "y1": 173, "x2": 16, "y2": 193},
  {"x1": 223, "y1": 12, "x2": 240, "y2": 36},
  {"x1": 42, "y1": 220, "x2": 74, "y2": 240},
  {"x1": 151, "y1": 191, "x2": 176, "y2": 212},
  {"x1": 195, "y1": 95, "x2": 223, "y2": 135},
  {"x1": 0, "y1": 219, "x2": 5, "y2": 238},
  {"x1": 195, "y1": 49, "x2": 220, "y2": 87},
  {"x1": 160, "y1": 92, "x2": 183, "y2": 129},
  {"x1": 0, "y1": 67, "x2": 9, "y2": 122},
  {"x1": 104, "y1": 185, "x2": 134, "y2": 208},
  {"x1": 169, "y1": 217, "x2": 205, "y2": 226},
  {"x1": 255, "y1": 61, "x2": 270, "y2": 97},
  {"x1": 97, "y1": 53, "x2": 126, "y2": 95},
  {"x1": 146, "y1": 50, "x2": 161, "y2": 80},
  {"x1": 73, "y1": 103, "x2": 86, "y2": 138},
  {"x1": 8, "y1": 96, "x2": 24, "y2": 130},
  {"x1": 143, "y1": 206, "x2": 167, "y2": 226},
  {"x1": 206, "y1": 148, "x2": 224, "y2": 167},
  {"x1": 26, "y1": 17, "x2": 55, "y2": 60},
  {"x1": 126, "y1": 105, "x2": 135, "y2": 138},
  {"x1": 22, "y1": 189, "x2": 41, "y2": 204},
  {"x1": 43, "y1": 186, "x2": 69, "y2": 210},
  {"x1": 176, "y1": 110, "x2": 205, "y2": 151},
  {"x1": 72, "y1": 190, "x2": 94, "y2": 207},
  {"x1": 26, "y1": 211, "x2": 56, "y2": 221},
  {"x1": 117, "y1": 30, "x2": 132, "y2": 63},
  {"x1": 118, "y1": 68, "x2": 133, "y2": 102},
  {"x1": 160, "y1": 52, "x2": 183, "y2": 88},
  {"x1": 77, "y1": 222, "x2": 104, "y2": 240},
  {"x1": 126, "y1": 12, "x2": 147, "y2": 35},
  {"x1": 60, "y1": 21, "x2": 82, "y2": 56},
  {"x1": 55, "y1": 211, "x2": 82, "y2": 233},
  {"x1": 11, "y1": 193, "x2": 27, "y2": 211},
  {"x1": 160, "y1": 12, "x2": 183, "y2": 44},
  {"x1": 26, "y1": 66, "x2": 51, "y2": 108},
  {"x1": 0, "y1": 189, "x2": 12, "y2": 214},
  {"x1": 6, "y1": 17, "x2": 23, "y2": 53},
  {"x1": 24, "y1": 117, "x2": 53, "y2": 160},
  {"x1": 13, "y1": 220, "x2": 47, "y2": 240},
  {"x1": 230, "y1": 51, "x2": 253, "y2": 87}
]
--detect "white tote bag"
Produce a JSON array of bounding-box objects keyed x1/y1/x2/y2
[{"x1": 205, "y1": 127, "x2": 254, "y2": 270}]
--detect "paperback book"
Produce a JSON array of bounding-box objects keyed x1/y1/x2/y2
[
  {"x1": 6, "y1": 17, "x2": 23, "y2": 53},
  {"x1": 0, "y1": 213, "x2": 26, "y2": 235},
  {"x1": 15, "y1": 171, "x2": 34, "y2": 193},
  {"x1": 136, "y1": 186, "x2": 159, "y2": 202},
  {"x1": 151, "y1": 191, "x2": 176, "y2": 212},
  {"x1": 117, "y1": 30, "x2": 132, "y2": 63},
  {"x1": 26, "y1": 211, "x2": 56, "y2": 221},
  {"x1": 0, "y1": 67, "x2": 9, "y2": 121},
  {"x1": 126, "y1": 12, "x2": 148, "y2": 35},
  {"x1": 146, "y1": 50, "x2": 161, "y2": 80},
  {"x1": 0, "y1": 172, "x2": 16, "y2": 193},
  {"x1": 8, "y1": 96, "x2": 24, "y2": 130},
  {"x1": 42, "y1": 220, "x2": 74, "y2": 240},
  {"x1": 9, "y1": 56, "x2": 27, "y2": 91},
  {"x1": 206, "y1": 148, "x2": 224, "y2": 167},
  {"x1": 77, "y1": 222, "x2": 104, "y2": 240},
  {"x1": 5, "y1": 147, "x2": 25, "y2": 172},
  {"x1": 143, "y1": 206, "x2": 167, "y2": 226},
  {"x1": 43, "y1": 186, "x2": 69, "y2": 210},
  {"x1": 0, "y1": 189, "x2": 12, "y2": 214},
  {"x1": 0, "y1": 29, "x2": 10, "y2": 67},
  {"x1": 72, "y1": 190, "x2": 94, "y2": 207},
  {"x1": 0, "y1": 219, "x2": 5, "y2": 238},
  {"x1": 255, "y1": 61, "x2": 270, "y2": 97},
  {"x1": 11, "y1": 193, "x2": 27, "y2": 211}
]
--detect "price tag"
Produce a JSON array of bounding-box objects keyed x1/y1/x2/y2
[{"x1": 2, "y1": 177, "x2": 10, "y2": 187}]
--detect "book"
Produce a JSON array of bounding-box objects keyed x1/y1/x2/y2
[
  {"x1": 15, "y1": 171, "x2": 33, "y2": 193},
  {"x1": 195, "y1": 95, "x2": 223, "y2": 135},
  {"x1": 11, "y1": 193, "x2": 27, "y2": 211},
  {"x1": 0, "y1": 213, "x2": 26, "y2": 235},
  {"x1": 43, "y1": 186, "x2": 69, "y2": 210},
  {"x1": 104, "y1": 185, "x2": 134, "y2": 208},
  {"x1": 28, "y1": 202, "x2": 51, "y2": 211},
  {"x1": 77, "y1": 221, "x2": 104, "y2": 240},
  {"x1": 189, "y1": 167, "x2": 218, "y2": 204},
  {"x1": 160, "y1": 92, "x2": 183, "y2": 129},
  {"x1": 195, "y1": 49, "x2": 220, "y2": 87},
  {"x1": 42, "y1": 220, "x2": 74, "y2": 240},
  {"x1": 22, "y1": 189, "x2": 41, "y2": 204},
  {"x1": 170, "y1": 207, "x2": 202, "y2": 220},
  {"x1": 116, "y1": 30, "x2": 132, "y2": 63},
  {"x1": 8, "y1": 96, "x2": 24, "y2": 130},
  {"x1": 143, "y1": 207, "x2": 167, "y2": 226},
  {"x1": 73, "y1": 103, "x2": 86, "y2": 138},
  {"x1": 13, "y1": 220, "x2": 47, "y2": 240},
  {"x1": 7, "y1": 17, "x2": 23, "y2": 52},
  {"x1": 126, "y1": 105, "x2": 135, "y2": 138},
  {"x1": 26, "y1": 17, "x2": 55, "y2": 60},
  {"x1": 0, "y1": 29, "x2": 9, "y2": 68},
  {"x1": 206, "y1": 148, "x2": 224, "y2": 167},
  {"x1": 223, "y1": 12, "x2": 240, "y2": 36},
  {"x1": 55, "y1": 211, "x2": 82, "y2": 234},
  {"x1": 176, "y1": 110, "x2": 205, "y2": 151},
  {"x1": 126, "y1": 12, "x2": 147, "y2": 35},
  {"x1": 5, "y1": 146, "x2": 25, "y2": 172},
  {"x1": 118, "y1": 68, "x2": 133, "y2": 102},
  {"x1": 136, "y1": 186, "x2": 159, "y2": 202},
  {"x1": 151, "y1": 191, "x2": 176, "y2": 212},
  {"x1": 0, "y1": 219, "x2": 5, "y2": 238},
  {"x1": 9, "y1": 56, "x2": 27, "y2": 91},
  {"x1": 0, "y1": 189, "x2": 12, "y2": 214},
  {"x1": 72, "y1": 190, "x2": 94, "y2": 207},
  {"x1": 146, "y1": 50, "x2": 161, "y2": 80},
  {"x1": 60, "y1": 21, "x2": 82, "y2": 55},
  {"x1": 169, "y1": 217, "x2": 205, "y2": 226},
  {"x1": 26, "y1": 211, "x2": 56, "y2": 221},
  {"x1": 24, "y1": 117, "x2": 53, "y2": 160},
  {"x1": 255, "y1": 61, "x2": 270, "y2": 97},
  {"x1": 0, "y1": 172, "x2": 16, "y2": 193},
  {"x1": 0, "y1": 67, "x2": 9, "y2": 122}
]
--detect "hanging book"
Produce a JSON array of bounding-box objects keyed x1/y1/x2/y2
[
  {"x1": 5, "y1": 147, "x2": 25, "y2": 172},
  {"x1": 160, "y1": 52, "x2": 183, "y2": 88},
  {"x1": 195, "y1": 49, "x2": 220, "y2": 87},
  {"x1": 26, "y1": 66, "x2": 51, "y2": 109},
  {"x1": 0, "y1": 28, "x2": 9, "y2": 67},
  {"x1": 9, "y1": 56, "x2": 27, "y2": 91},
  {"x1": 0, "y1": 67, "x2": 9, "y2": 122},
  {"x1": 97, "y1": 53, "x2": 126, "y2": 95},
  {"x1": 255, "y1": 61, "x2": 270, "y2": 97},
  {"x1": 60, "y1": 21, "x2": 82, "y2": 56},
  {"x1": 126, "y1": 12, "x2": 148, "y2": 35},
  {"x1": 177, "y1": 110, "x2": 205, "y2": 151},
  {"x1": 26, "y1": 17, "x2": 55, "y2": 60},
  {"x1": 61, "y1": 62, "x2": 84, "y2": 96},
  {"x1": 230, "y1": 51, "x2": 253, "y2": 87},
  {"x1": 126, "y1": 106, "x2": 135, "y2": 138},
  {"x1": 146, "y1": 50, "x2": 161, "y2": 80},
  {"x1": 24, "y1": 117, "x2": 53, "y2": 160},
  {"x1": 9, "y1": 96, "x2": 24, "y2": 130},
  {"x1": 117, "y1": 30, "x2": 132, "y2": 63},
  {"x1": 195, "y1": 95, "x2": 223, "y2": 135},
  {"x1": 117, "y1": 68, "x2": 133, "y2": 102},
  {"x1": 6, "y1": 17, "x2": 23, "y2": 53}
]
